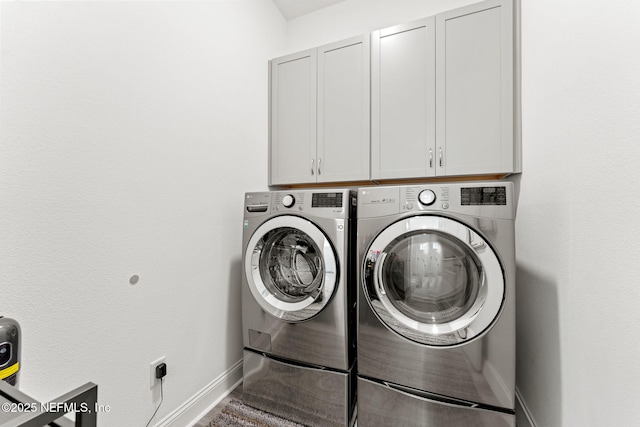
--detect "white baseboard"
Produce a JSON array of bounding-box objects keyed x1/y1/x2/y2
[
  {"x1": 156, "y1": 359, "x2": 243, "y2": 427},
  {"x1": 515, "y1": 387, "x2": 536, "y2": 427}
]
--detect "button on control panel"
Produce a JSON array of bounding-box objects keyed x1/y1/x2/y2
[
  {"x1": 402, "y1": 186, "x2": 444, "y2": 211},
  {"x1": 418, "y1": 189, "x2": 436, "y2": 206},
  {"x1": 282, "y1": 194, "x2": 295, "y2": 208}
]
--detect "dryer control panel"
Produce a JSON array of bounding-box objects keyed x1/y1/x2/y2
[{"x1": 358, "y1": 182, "x2": 515, "y2": 220}]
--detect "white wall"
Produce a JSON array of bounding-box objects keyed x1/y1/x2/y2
[
  {"x1": 516, "y1": 0, "x2": 640, "y2": 426},
  {"x1": 285, "y1": 0, "x2": 640, "y2": 426},
  {"x1": 0, "y1": 1, "x2": 284, "y2": 426},
  {"x1": 284, "y1": 0, "x2": 478, "y2": 53}
]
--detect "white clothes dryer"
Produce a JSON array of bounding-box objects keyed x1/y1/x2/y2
[
  {"x1": 357, "y1": 182, "x2": 516, "y2": 426},
  {"x1": 242, "y1": 189, "x2": 356, "y2": 427}
]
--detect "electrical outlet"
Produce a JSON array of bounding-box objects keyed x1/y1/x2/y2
[{"x1": 150, "y1": 356, "x2": 166, "y2": 389}]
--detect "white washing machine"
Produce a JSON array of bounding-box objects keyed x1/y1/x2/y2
[
  {"x1": 357, "y1": 182, "x2": 516, "y2": 426},
  {"x1": 242, "y1": 189, "x2": 356, "y2": 426}
]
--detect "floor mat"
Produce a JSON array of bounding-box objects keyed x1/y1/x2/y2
[{"x1": 207, "y1": 398, "x2": 306, "y2": 427}]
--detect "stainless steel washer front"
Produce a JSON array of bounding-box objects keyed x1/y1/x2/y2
[
  {"x1": 242, "y1": 189, "x2": 356, "y2": 426},
  {"x1": 245, "y1": 215, "x2": 337, "y2": 322}
]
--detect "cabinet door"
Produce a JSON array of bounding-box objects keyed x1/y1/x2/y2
[
  {"x1": 270, "y1": 49, "x2": 317, "y2": 185},
  {"x1": 371, "y1": 18, "x2": 436, "y2": 180},
  {"x1": 317, "y1": 35, "x2": 370, "y2": 183},
  {"x1": 436, "y1": 0, "x2": 515, "y2": 176}
]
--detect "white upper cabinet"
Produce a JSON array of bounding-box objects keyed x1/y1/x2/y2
[
  {"x1": 436, "y1": 0, "x2": 517, "y2": 176},
  {"x1": 372, "y1": 0, "x2": 519, "y2": 180},
  {"x1": 371, "y1": 18, "x2": 436, "y2": 180},
  {"x1": 317, "y1": 36, "x2": 371, "y2": 183},
  {"x1": 270, "y1": 0, "x2": 519, "y2": 186},
  {"x1": 270, "y1": 49, "x2": 317, "y2": 186},
  {"x1": 269, "y1": 35, "x2": 370, "y2": 186}
]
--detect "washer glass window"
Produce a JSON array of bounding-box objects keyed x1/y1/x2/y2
[
  {"x1": 257, "y1": 227, "x2": 324, "y2": 302},
  {"x1": 381, "y1": 231, "x2": 481, "y2": 325},
  {"x1": 245, "y1": 215, "x2": 338, "y2": 322}
]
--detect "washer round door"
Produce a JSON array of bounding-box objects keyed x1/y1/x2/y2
[
  {"x1": 245, "y1": 215, "x2": 337, "y2": 322},
  {"x1": 363, "y1": 215, "x2": 505, "y2": 346}
]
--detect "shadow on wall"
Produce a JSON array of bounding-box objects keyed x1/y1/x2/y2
[
  {"x1": 515, "y1": 264, "x2": 562, "y2": 427},
  {"x1": 227, "y1": 257, "x2": 244, "y2": 366},
  {"x1": 506, "y1": 173, "x2": 522, "y2": 215}
]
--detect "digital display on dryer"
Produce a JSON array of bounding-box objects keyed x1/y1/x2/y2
[
  {"x1": 312, "y1": 193, "x2": 343, "y2": 208},
  {"x1": 461, "y1": 187, "x2": 507, "y2": 205}
]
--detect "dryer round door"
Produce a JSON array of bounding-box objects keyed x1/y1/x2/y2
[
  {"x1": 245, "y1": 215, "x2": 337, "y2": 322},
  {"x1": 363, "y1": 215, "x2": 505, "y2": 346}
]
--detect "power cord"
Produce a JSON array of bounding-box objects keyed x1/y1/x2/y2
[
  {"x1": 145, "y1": 377, "x2": 163, "y2": 427},
  {"x1": 146, "y1": 363, "x2": 167, "y2": 427}
]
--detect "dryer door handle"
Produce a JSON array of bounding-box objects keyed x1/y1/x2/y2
[
  {"x1": 374, "y1": 252, "x2": 388, "y2": 298},
  {"x1": 468, "y1": 229, "x2": 486, "y2": 250}
]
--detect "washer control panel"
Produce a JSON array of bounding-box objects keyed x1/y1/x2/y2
[
  {"x1": 258, "y1": 190, "x2": 352, "y2": 218},
  {"x1": 245, "y1": 190, "x2": 354, "y2": 226}
]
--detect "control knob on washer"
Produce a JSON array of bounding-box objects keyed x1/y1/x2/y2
[
  {"x1": 282, "y1": 194, "x2": 295, "y2": 208},
  {"x1": 418, "y1": 189, "x2": 436, "y2": 206}
]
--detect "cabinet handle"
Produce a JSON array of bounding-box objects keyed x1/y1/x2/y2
[
  {"x1": 311, "y1": 159, "x2": 315, "y2": 176},
  {"x1": 318, "y1": 158, "x2": 322, "y2": 175},
  {"x1": 439, "y1": 148, "x2": 443, "y2": 168},
  {"x1": 429, "y1": 148, "x2": 433, "y2": 169}
]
